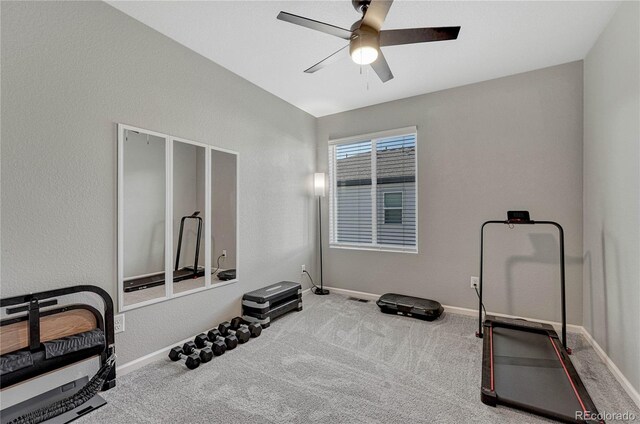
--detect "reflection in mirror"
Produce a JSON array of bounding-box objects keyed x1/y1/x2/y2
[
  {"x1": 118, "y1": 124, "x2": 240, "y2": 311},
  {"x1": 173, "y1": 141, "x2": 207, "y2": 294},
  {"x1": 211, "y1": 149, "x2": 237, "y2": 282},
  {"x1": 122, "y1": 129, "x2": 167, "y2": 307}
]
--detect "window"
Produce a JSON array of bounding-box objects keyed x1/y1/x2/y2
[
  {"x1": 328, "y1": 127, "x2": 417, "y2": 253},
  {"x1": 383, "y1": 192, "x2": 403, "y2": 224}
]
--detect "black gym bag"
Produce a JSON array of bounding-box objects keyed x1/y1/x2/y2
[{"x1": 376, "y1": 293, "x2": 444, "y2": 321}]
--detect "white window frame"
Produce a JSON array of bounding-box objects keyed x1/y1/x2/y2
[
  {"x1": 383, "y1": 191, "x2": 404, "y2": 225},
  {"x1": 328, "y1": 126, "x2": 418, "y2": 254}
]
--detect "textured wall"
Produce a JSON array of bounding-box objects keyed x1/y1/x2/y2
[
  {"x1": 583, "y1": 1, "x2": 640, "y2": 394},
  {"x1": 317, "y1": 62, "x2": 584, "y2": 324},
  {"x1": 1, "y1": 0, "x2": 317, "y2": 371}
]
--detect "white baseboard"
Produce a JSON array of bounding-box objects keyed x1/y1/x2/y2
[
  {"x1": 580, "y1": 328, "x2": 640, "y2": 409},
  {"x1": 440, "y1": 303, "x2": 584, "y2": 334},
  {"x1": 324, "y1": 286, "x2": 583, "y2": 333},
  {"x1": 117, "y1": 333, "x2": 198, "y2": 376},
  {"x1": 323, "y1": 286, "x2": 380, "y2": 301}
]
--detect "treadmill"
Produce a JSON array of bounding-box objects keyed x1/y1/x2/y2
[
  {"x1": 124, "y1": 211, "x2": 205, "y2": 292},
  {"x1": 476, "y1": 211, "x2": 603, "y2": 424}
]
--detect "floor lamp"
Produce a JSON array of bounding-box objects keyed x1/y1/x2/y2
[{"x1": 313, "y1": 173, "x2": 329, "y2": 295}]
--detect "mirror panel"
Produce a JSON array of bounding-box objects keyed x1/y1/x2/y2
[
  {"x1": 122, "y1": 129, "x2": 168, "y2": 307},
  {"x1": 118, "y1": 124, "x2": 239, "y2": 311},
  {"x1": 173, "y1": 140, "x2": 207, "y2": 294},
  {"x1": 211, "y1": 149, "x2": 237, "y2": 282}
]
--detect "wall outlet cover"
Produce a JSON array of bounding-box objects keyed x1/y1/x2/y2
[
  {"x1": 114, "y1": 314, "x2": 125, "y2": 333},
  {"x1": 470, "y1": 276, "x2": 479, "y2": 289}
]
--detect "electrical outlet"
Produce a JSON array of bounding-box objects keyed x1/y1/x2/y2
[
  {"x1": 301, "y1": 264, "x2": 306, "y2": 274},
  {"x1": 222, "y1": 249, "x2": 227, "y2": 257},
  {"x1": 470, "y1": 276, "x2": 479, "y2": 289},
  {"x1": 114, "y1": 314, "x2": 125, "y2": 334}
]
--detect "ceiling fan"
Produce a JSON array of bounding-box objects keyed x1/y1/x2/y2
[{"x1": 276, "y1": 0, "x2": 461, "y2": 83}]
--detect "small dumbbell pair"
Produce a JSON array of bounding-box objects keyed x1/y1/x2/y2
[
  {"x1": 169, "y1": 340, "x2": 216, "y2": 369},
  {"x1": 194, "y1": 329, "x2": 238, "y2": 355},
  {"x1": 168, "y1": 346, "x2": 200, "y2": 370},
  {"x1": 229, "y1": 317, "x2": 262, "y2": 338},
  {"x1": 220, "y1": 318, "x2": 262, "y2": 344}
]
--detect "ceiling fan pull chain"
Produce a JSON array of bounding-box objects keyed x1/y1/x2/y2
[{"x1": 366, "y1": 66, "x2": 370, "y2": 91}]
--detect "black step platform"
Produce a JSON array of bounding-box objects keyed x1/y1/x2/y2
[
  {"x1": 242, "y1": 281, "x2": 302, "y2": 328},
  {"x1": 376, "y1": 293, "x2": 444, "y2": 321}
]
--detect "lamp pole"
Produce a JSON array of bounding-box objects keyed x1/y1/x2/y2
[{"x1": 314, "y1": 173, "x2": 329, "y2": 295}]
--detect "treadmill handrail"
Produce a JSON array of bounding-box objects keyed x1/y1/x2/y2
[
  {"x1": 174, "y1": 214, "x2": 203, "y2": 274},
  {"x1": 477, "y1": 219, "x2": 567, "y2": 351}
]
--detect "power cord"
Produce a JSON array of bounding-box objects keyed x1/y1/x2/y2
[
  {"x1": 212, "y1": 254, "x2": 224, "y2": 275},
  {"x1": 302, "y1": 270, "x2": 319, "y2": 290},
  {"x1": 474, "y1": 286, "x2": 487, "y2": 320}
]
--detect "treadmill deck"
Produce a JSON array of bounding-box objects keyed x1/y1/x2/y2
[{"x1": 481, "y1": 316, "x2": 602, "y2": 423}]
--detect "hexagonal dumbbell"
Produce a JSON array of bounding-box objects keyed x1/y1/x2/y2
[
  {"x1": 218, "y1": 321, "x2": 250, "y2": 344},
  {"x1": 230, "y1": 316, "x2": 263, "y2": 338},
  {"x1": 182, "y1": 341, "x2": 214, "y2": 363},
  {"x1": 206, "y1": 328, "x2": 238, "y2": 351},
  {"x1": 193, "y1": 332, "x2": 229, "y2": 355},
  {"x1": 168, "y1": 346, "x2": 200, "y2": 370}
]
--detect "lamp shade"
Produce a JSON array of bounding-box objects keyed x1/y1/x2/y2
[{"x1": 314, "y1": 173, "x2": 326, "y2": 197}]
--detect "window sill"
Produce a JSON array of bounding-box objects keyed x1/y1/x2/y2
[{"x1": 329, "y1": 243, "x2": 418, "y2": 254}]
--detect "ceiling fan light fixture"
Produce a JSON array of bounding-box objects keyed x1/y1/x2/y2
[
  {"x1": 349, "y1": 24, "x2": 379, "y2": 65},
  {"x1": 351, "y1": 46, "x2": 378, "y2": 65}
]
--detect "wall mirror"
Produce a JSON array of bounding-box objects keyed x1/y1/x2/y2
[{"x1": 118, "y1": 124, "x2": 238, "y2": 311}]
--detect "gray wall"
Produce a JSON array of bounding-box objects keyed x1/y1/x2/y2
[
  {"x1": 317, "y1": 62, "x2": 584, "y2": 324},
  {"x1": 583, "y1": 1, "x2": 640, "y2": 393},
  {"x1": 1, "y1": 0, "x2": 317, "y2": 370}
]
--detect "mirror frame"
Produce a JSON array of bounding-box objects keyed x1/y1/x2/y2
[{"x1": 117, "y1": 123, "x2": 239, "y2": 312}]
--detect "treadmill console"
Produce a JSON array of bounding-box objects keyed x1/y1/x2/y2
[{"x1": 507, "y1": 210, "x2": 531, "y2": 223}]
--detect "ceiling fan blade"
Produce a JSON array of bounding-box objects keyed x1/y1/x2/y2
[
  {"x1": 379, "y1": 26, "x2": 461, "y2": 47},
  {"x1": 362, "y1": 0, "x2": 393, "y2": 31},
  {"x1": 277, "y1": 11, "x2": 352, "y2": 40},
  {"x1": 304, "y1": 45, "x2": 349, "y2": 73},
  {"x1": 370, "y1": 50, "x2": 394, "y2": 83}
]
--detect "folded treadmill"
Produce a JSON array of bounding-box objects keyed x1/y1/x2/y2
[{"x1": 476, "y1": 212, "x2": 602, "y2": 424}]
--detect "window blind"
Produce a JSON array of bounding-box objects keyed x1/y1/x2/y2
[{"x1": 328, "y1": 130, "x2": 417, "y2": 252}]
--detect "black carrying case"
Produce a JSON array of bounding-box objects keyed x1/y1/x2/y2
[
  {"x1": 242, "y1": 281, "x2": 302, "y2": 328},
  {"x1": 376, "y1": 293, "x2": 444, "y2": 321}
]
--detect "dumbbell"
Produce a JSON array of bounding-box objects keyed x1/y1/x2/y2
[
  {"x1": 168, "y1": 346, "x2": 200, "y2": 370},
  {"x1": 218, "y1": 321, "x2": 250, "y2": 344},
  {"x1": 193, "y1": 331, "x2": 232, "y2": 354},
  {"x1": 230, "y1": 317, "x2": 262, "y2": 338},
  {"x1": 182, "y1": 341, "x2": 214, "y2": 363},
  {"x1": 207, "y1": 329, "x2": 238, "y2": 350}
]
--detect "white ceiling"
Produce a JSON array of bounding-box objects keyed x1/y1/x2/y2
[{"x1": 108, "y1": 1, "x2": 619, "y2": 117}]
